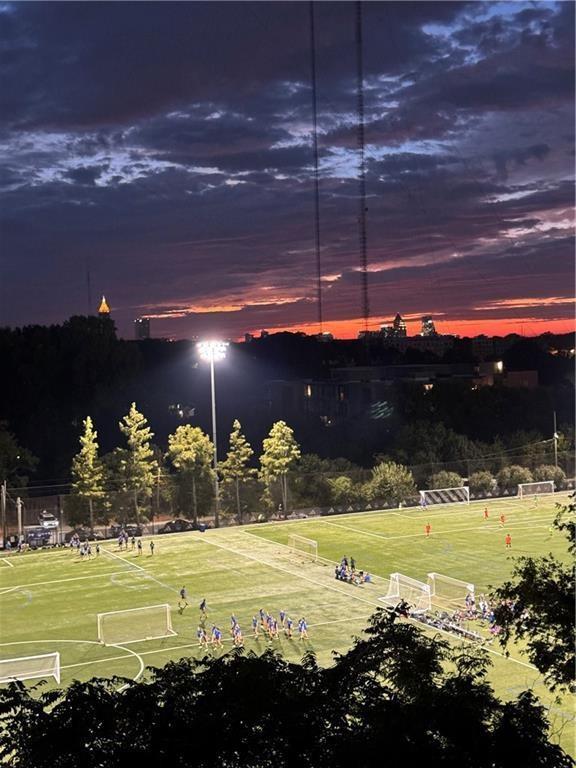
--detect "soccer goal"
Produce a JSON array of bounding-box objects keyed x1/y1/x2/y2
[
  {"x1": 380, "y1": 573, "x2": 431, "y2": 614},
  {"x1": 517, "y1": 481, "x2": 554, "y2": 499},
  {"x1": 427, "y1": 572, "x2": 475, "y2": 608},
  {"x1": 287, "y1": 533, "x2": 318, "y2": 561},
  {"x1": 0, "y1": 652, "x2": 60, "y2": 685},
  {"x1": 420, "y1": 487, "x2": 470, "y2": 506},
  {"x1": 97, "y1": 604, "x2": 177, "y2": 646}
]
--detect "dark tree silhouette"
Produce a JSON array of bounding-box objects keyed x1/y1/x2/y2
[{"x1": 0, "y1": 611, "x2": 572, "y2": 767}]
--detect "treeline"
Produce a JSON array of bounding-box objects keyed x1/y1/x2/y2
[
  {"x1": 48, "y1": 404, "x2": 573, "y2": 529},
  {"x1": 0, "y1": 609, "x2": 572, "y2": 767},
  {"x1": 0, "y1": 319, "x2": 574, "y2": 482}
]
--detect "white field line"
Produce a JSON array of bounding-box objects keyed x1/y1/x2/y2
[
  {"x1": 101, "y1": 547, "x2": 179, "y2": 596},
  {"x1": 321, "y1": 520, "x2": 392, "y2": 540},
  {"x1": 260, "y1": 493, "x2": 571, "y2": 529},
  {"x1": 59, "y1": 614, "x2": 374, "y2": 672},
  {"x1": 0, "y1": 558, "x2": 14, "y2": 568},
  {"x1": 0, "y1": 570, "x2": 138, "y2": 593},
  {"x1": 317, "y1": 519, "x2": 553, "y2": 543},
  {"x1": 229, "y1": 533, "x2": 547, "y2": 672},
  {"x1": 197, "y1": 536, "x2": 387, "y2": 612}
]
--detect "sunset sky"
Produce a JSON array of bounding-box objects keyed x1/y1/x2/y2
[{"x1": 1, "y1": 1, "x2": 574, "y2": 340}]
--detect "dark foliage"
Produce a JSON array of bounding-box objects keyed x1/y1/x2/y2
[
  {"x1": 0, "y1": 611, "x2": 572, "y2": 767},
  {"x1": 491, "y1": 497, "x2": 576, "y2": 692}
]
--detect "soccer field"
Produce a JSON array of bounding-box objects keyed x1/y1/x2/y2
[{"x1": 1, "y1": 493, "x2": 574, "y2": 754}]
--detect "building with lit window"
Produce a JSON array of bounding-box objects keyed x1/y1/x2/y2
[{"x1": 134, "y1": 317, "x2": 151, "y2": 340}]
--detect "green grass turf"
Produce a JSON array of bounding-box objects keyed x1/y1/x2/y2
[{"x1": 1, "y1": 493, "x2": 573, "y2": 754}]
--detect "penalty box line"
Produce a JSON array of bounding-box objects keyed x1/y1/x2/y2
[
  {"x1": 59, "y1": 613, "x2": 375, "y2": 673},
  {"x1": 196, "y1": 536, "x2": 384, "y2": 613},
  {"x1": 101, "y1": 547, "x2": 180, "y2": 597}
]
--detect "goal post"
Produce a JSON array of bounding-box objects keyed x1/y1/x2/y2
[
  {"x1": 0, "y1": 652, "x2": 60, "y2": 685},
  {"x1": 380, "y1": 572, "x2": 431, "y2": 614},
  {"x1": 517, "y1": 481, "x2": 554, "y2": 499},
  {"x1": 287, "y1": 533, "x2": 318, "y2": 561},
  {"x1": 419, "y1": 487, "x2": 470, "y2": 506},
  {"x1": 97, "y1": 604, "x2": 177, "y2": 646},
  {"x1": 427, "y1": 572, "x2": 475, "y2": 607}
]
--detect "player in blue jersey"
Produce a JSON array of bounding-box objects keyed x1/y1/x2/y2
[
  {"x1": 285, "y1": 616, "x2": 294, "y2": 638},
  {"x1": 298, "y1": 618, "x2": 309, "y2": 640},
  {"x1": 233, "y1": 623, "x2": 244, "y2": 647},
  {"x1": 252, "y1": 615, "x2": 259, "y2": 637},
  {"x1": 197, "y1": 626, "x2": 208, "y2": 648},
  {"x1": 211, "y1": 625, "x2": 223, "y2": 648},
  {"x1": 279, "y1": 609, "x2": 286, "y2": 627}
]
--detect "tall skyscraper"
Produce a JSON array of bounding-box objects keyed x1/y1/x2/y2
[
  {"x1": 421, "y1": 315, "x2": 437, "y2": 336},
  {"x1": 392, "y1": 313, "x2": 407, "y2": 337},
  {"x1": 134, "y1": 317, "x2": 151, "y2": 340},
  {"x1": 98, "y1": 295, "x2": 110, "y2": 317}
]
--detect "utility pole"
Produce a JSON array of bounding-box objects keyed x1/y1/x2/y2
[
  {"x1": 16, "y1": 496, "x2": 22, "y2": 543},
  {"x1": 1, "y1": 481, "x2": 6, "y2": 547},
  {"x1": 553, "y1": 411, "x2": 558, "y2": 469}
]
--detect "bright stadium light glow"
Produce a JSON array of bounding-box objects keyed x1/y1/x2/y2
[
  {"x1": 197, "y1": 340, "x2": 228, "y2": 362},
  {"x1": 196, "y1": 340, "x2": 229, "y2": 528}
]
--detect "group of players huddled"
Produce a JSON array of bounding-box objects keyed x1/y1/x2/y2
[
  {"x1": 178, "y1": 589, "x2": 309, "y2": 650},
  {"x1": 334, "y1": 555, "x2": 372, "y2": 586}
]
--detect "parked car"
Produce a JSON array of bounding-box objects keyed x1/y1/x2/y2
[
  {"x1": 38, "y1": 511, "x2": 59, "y2": 529},
  {"x1": 64, "y1": 527, "x2": 105, "y2": 543},
  {"x1": 109, "y1": 523, "x2": 143, "y2": 538},
  {"x1": 158, "y1": 518, "x2": 210, "y2": 534}
]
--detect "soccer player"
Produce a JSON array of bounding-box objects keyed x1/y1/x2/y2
[
  {"x1": 137, "y1": 539, "x2": 143, "y2": 556},
  {"x1": 131, "y1": 536, "x2": 136, "y2": 551},
  {"x1": 230, "y1": 614, "x2": 238, "y2": 636},
  {"x1": 197, "y1": 626, "x2": 208, "y2": 648},
  {"x1": 149, "y1": 540, "x2": 155, "y2": 556},
  {"x1": 279, "y1": 609, "x2": 286, "y2": 627},
  {"x1": 117, "y1": 534, "x2": 124, "y2": 550},
  {"x1": 425, "y1": 523, "x2": 431, "y2": 538},
  {"x1": 298, "y1": 618, "x2": 309, "y2": 640},
  {"x1": 95, "y1": 543, "x2": 100, "y2": 556},
  {"x1": 350, "y1": 556, "x2": 356, "y2": 571},
  {"x1": 259, "y1": 608, "x2": 266, "y2": 628},
  {"x1": 199, "y1": 598, "x2": 207, "y2": 615},
  {"x1": 285, "y1": 616, "x2": 294, "y2": 638},
  {"x1": 252, "y1": 615, "x2": 259, "y2": 638},
  {"x1": 499, "y1": 514, "x2": 506, "y2": 528},
  {"x1": 211, "y1": 625, "x2": 223, "y2": 648},
  {"x1": 420, "y1": 495, "x2": 428, "y2": 510},
  {"x1": 483, "y1": 507, "x2": 489, "y2": 520},
  {"x1": 179, "y1": 586, "x2": 189, "y2": 613},
  {"x1": 505, "y1": 533, "x2": 512, "y2": 549},
  {"x1": 233, "y1": 624, "x2": 244, "y2": 647}
]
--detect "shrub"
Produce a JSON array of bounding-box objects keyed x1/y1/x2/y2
[
  {"x1": 365, "y1": 462, "x2": 417, "y2": 506},
  {"x1": 533, "y1": 465, "x2": 567, "y2": 488},
  {"x1": 428, "y1": 471, "x2": 463, "y2": 490},
  {"x1": 468, "y1": 470, "x2": 495, "y2": 496},
  {"x1": 497, "y1": 465, "x2": 533, "y2": 491}
]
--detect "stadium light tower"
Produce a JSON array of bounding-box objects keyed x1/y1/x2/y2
[{"x1": 197, "y1": 341, "x2": 228, "y2": 528}]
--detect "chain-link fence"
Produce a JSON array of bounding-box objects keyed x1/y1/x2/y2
[{"x1": 2, "y1": 451, "x2": 573, "y2": 544}]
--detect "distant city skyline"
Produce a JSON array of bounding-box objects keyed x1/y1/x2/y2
[{"x1": 1, "y1": 2, "x2": 574, "y2": 340}]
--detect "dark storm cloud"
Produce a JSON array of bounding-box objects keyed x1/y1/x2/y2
[{"x1": 0, "y1": 1, "x2": 573, "y2": 337}]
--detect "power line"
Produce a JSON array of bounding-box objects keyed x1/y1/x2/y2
[
  {"x1": 355, "y1": 1, "x2": 370, "y2": 332},
  {"x1": 309, "y1": 1, "x2": 323, "y2": 334}
]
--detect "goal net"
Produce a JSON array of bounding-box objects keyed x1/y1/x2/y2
[
  {"x1": 427, "y1": 572, "x2": 475, "y2": 608},
  {"x1": 287, "y1": 533, "x2": 318, "y2": 561},
  {"x1": 97, "y1": 604, "x2": 177, "y2": 646},
  {"x1": 380, "y1": 573, "x2": 431, "y2": 614},
  {"x1": 420, "y1": 487, "x2": 469, "y2": 506},
  {"x1": 0, "y1": 652, "x2": 60, "y2": 684},
  {"x1": 517, "y1": 481, "x2": 554, "y2": 499}
]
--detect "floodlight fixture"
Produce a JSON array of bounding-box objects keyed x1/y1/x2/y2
[{"x1": 197, "y1": 340, "x2": 228, "y2": 363}]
